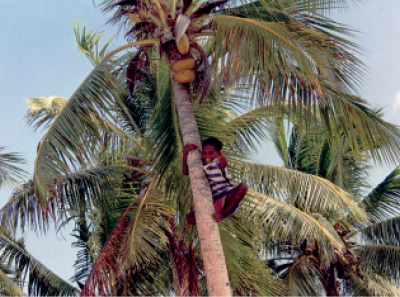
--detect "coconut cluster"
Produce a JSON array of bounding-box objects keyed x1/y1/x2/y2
[{"x1": 172, "y1": 34, "x2": 196, "y2": 84}]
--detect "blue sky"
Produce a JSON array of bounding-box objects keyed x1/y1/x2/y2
[{"x1": 1, "y1": 0, "x2": 400, "y2": 286}]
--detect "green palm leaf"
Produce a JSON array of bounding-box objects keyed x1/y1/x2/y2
[
  {"x1": 232, "y1": 160, "x2": 367, "y2": 221},
  {"x1": 287, "y1": 255, "x2": 323, "y2": 296},
  {"x1": 359, "y1": 215, "x2": 400, "y2": 246},
  {"x1": 0, "y1": 232, "x2": 77, "y2": 296},
  {"x1": 362, "y1": 167, "x2": 400, "y2": 221},
  {"x1": 355, "y1": 244, "x2": 400, "y2": 281},
  {"x1": 330, "y1": 93, "x2": 400, "y2": 164},
  {"x1": 348, "y1": 271, "x2": 400, "y2": 296},
  {"x1": 33, "y1": 58, "x2": 129, "y2": 198},
  {"x1": 246, "y1": 190, "x2": 344, "y2": 264},
  {"x1": 0, "y1": 147, "x2": 26, "y2": 189},
  {"x1": 0, "y1": 165, "x2": 131, "y2": 233},
  {"x1": 74, "y1": 22, "x2": 114, "y2": 67},
  {"x1": 219, "y1": 214, "x2": 287, "y2": 296},
  {"x1": 0, "y1": 269, "x2": 24, "y2": 296}
]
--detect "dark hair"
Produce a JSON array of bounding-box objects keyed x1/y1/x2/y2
[{"x1": 202, "y1": 137, "x2": 223, "y2": 151}]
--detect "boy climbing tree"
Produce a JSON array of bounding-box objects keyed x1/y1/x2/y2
[{"x1": 183, "y1": 137, "x2": 248, "y2": 225}]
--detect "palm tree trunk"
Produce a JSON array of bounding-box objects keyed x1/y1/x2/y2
[{"x1": 173, "y1": 80, "x2": 231, "y2": 296}]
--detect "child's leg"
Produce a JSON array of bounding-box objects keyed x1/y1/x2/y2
[
  {"x1": 186, "y1": 197, "x2": 226, "y2": 225},
  {"x1": 220, "y1": 183, "x2": 248, "y2": 219},
  {"x1": 212, "y1": 196, "x2": 226, "y2": 221}
]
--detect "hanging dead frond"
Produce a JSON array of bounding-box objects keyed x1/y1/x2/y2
[
  {"x1": 126, "y1": 47, "x2": 151, "y2": 94},
  {"x1": 80, "y1": 196, "x2": 139, "y2": 296},
  {"x1": 163, "y1": 216, "x2": 200, "y2": 296}
]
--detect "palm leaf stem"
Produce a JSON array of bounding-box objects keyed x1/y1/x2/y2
[{"x1": 104, "y1": 40, "x2": 159, "y2": 60}]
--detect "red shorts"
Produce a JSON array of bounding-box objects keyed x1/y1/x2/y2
[{"x1": 213, "y1": 195, "x2": 226, "y2": 214}]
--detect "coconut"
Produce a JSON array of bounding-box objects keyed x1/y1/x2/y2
[
  {"x1": 176, "y1": 34, "x2": 189, "y2": 55},
  {"x1": 174, "y1": 70, "x2": 195, "y2": 83},
  {"x1": 171, "y1": 58, "x2": 195, "y2": 72}
]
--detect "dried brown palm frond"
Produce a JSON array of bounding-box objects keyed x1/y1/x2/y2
[
  {"x1": 163, "y1": 216, "x2": 200, "y2": 296},
  {"x1": 81, "y1": 197, "x2": 137, "y2": 296},
  {"x1": 81, "y1": 181, "x2": 173, "y2": 296}
]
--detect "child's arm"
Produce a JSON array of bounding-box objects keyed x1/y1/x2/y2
[
  {"x1": 216, "y1": 151, "x2": 228, "y2": 169},
  {"x1": 183, "y1": 143, "x2": 198, "y2": 175}
]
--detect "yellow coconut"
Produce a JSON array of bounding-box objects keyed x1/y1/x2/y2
[
  {"x1": 176, "y1": 34, "x2": 189, "y2": 55},
  {"x1": 128, "y1": 13, "x2": 142, "y2": 23},
  {"x1": 171, "y1": 58, "x2": 196, "y2": 72},
  {"x1": 138, "y1": 9, "x2": 151, "y2": 19},
  {"x1": 174, "y1": 70, "x2": 195, "y2": 83}
]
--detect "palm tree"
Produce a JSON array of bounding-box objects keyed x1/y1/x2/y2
[
  {"x1": 264, "y1": 116, "x2": 400, "y2": 296},
  {"x1": 26, "y1": 2, "x2": 400, "y2": 294},
  {"x1": 4, "y1": 89, "x2": 374, "y2": 296},
  {"x1": 92, "y1": 1, "x2": 400, "y2": 293}
]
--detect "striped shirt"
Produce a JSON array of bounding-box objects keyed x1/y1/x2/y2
[{"x1": 204, "y1": 159, "x2": 235, "y2": 201}]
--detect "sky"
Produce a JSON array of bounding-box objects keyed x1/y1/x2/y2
[{"x1": 1, "y1": 0, "x2": 400, "y2": 287}]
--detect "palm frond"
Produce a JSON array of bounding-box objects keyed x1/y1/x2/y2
[
  {"x1": 33, "y1": 57, "x2": 128, "y2": 198},
  {"x1": 358, "y1": 215, "x2": 400, "y2": 246},
  {"x1": 232, "y1": 160, "x2": 367, "y2": 221},
  {"x1": 219, "y1": 214, "x2": 287, "y2": 296},
  {"x1": 347, "y1": 271, "x2": 400, "y2": 296},
  {"x1": 0, "y1": 269, "x2": 24, "y2": 297},
  {"x1": 210, "y1": 15, "x2": 323, "y2": 84},
  {"x1": 74, "y1": 22, "x2": 114, "y2": 66},
  {"x1": 362, "y1": 167, "x2": 400, "y2": 221},
  {"x1": 149, "y1": 60, "x2": 181, "y2": 178},
  {"x1": 354, "y1": 244, "x2": 400, "y2": 282},
  {"x1": 163, "y1": 216, "x2": 200, "y2": 296},
  {"x1": 269, "y1": 117, "x2": 290, "y2": 168},
  {"x1": 287, "y1": 255, "x2": 323, "y2": 296},
  {"x1": 0, "y1": 180, "x2": 54, "y2": 233},
  {"x1": 81, "y1": 197, "x2": 138, "y2": 296},
  {"x1": 0, "y1": 232, "x2": 77, "y2": 296},
  {"x1": 282, "y1": 0, "x2": 361, "y2": 14},
  {"x1": 330, "y1": 92, "x2": 400, "y2": 164},
  {"x1": 0, "y1": 147, "x2": 26, "y2": 189},
  {"x1": 222, "y1": 101, "x2": 276, "y2": 154},
  {"x1": 0, "y1": 166, "x2": 127, "y2": 233},
  {"x1": 82, "y1": 182, "x2": 173, "y2": 296},
  {"x1": 287, "y1": 122, "x2": 372, "y2": 197},
  {"x1": 25, "y1": 96, "x2": 68, "y2": 131},
  {"x1": 206, "y1": 11, "x2": 400, "y2": 164},
  {"x1": 245, "y1": 190, "x2": 344, "y2": 265}
]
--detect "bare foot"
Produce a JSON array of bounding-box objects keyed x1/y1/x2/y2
[{"x1": 212, "y1": 212, "x2": 224, "y2": 222}]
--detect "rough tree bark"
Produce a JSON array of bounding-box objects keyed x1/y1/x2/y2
[{"x1": 172, "y1": 80, "x2": 232, "y2": 296}]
